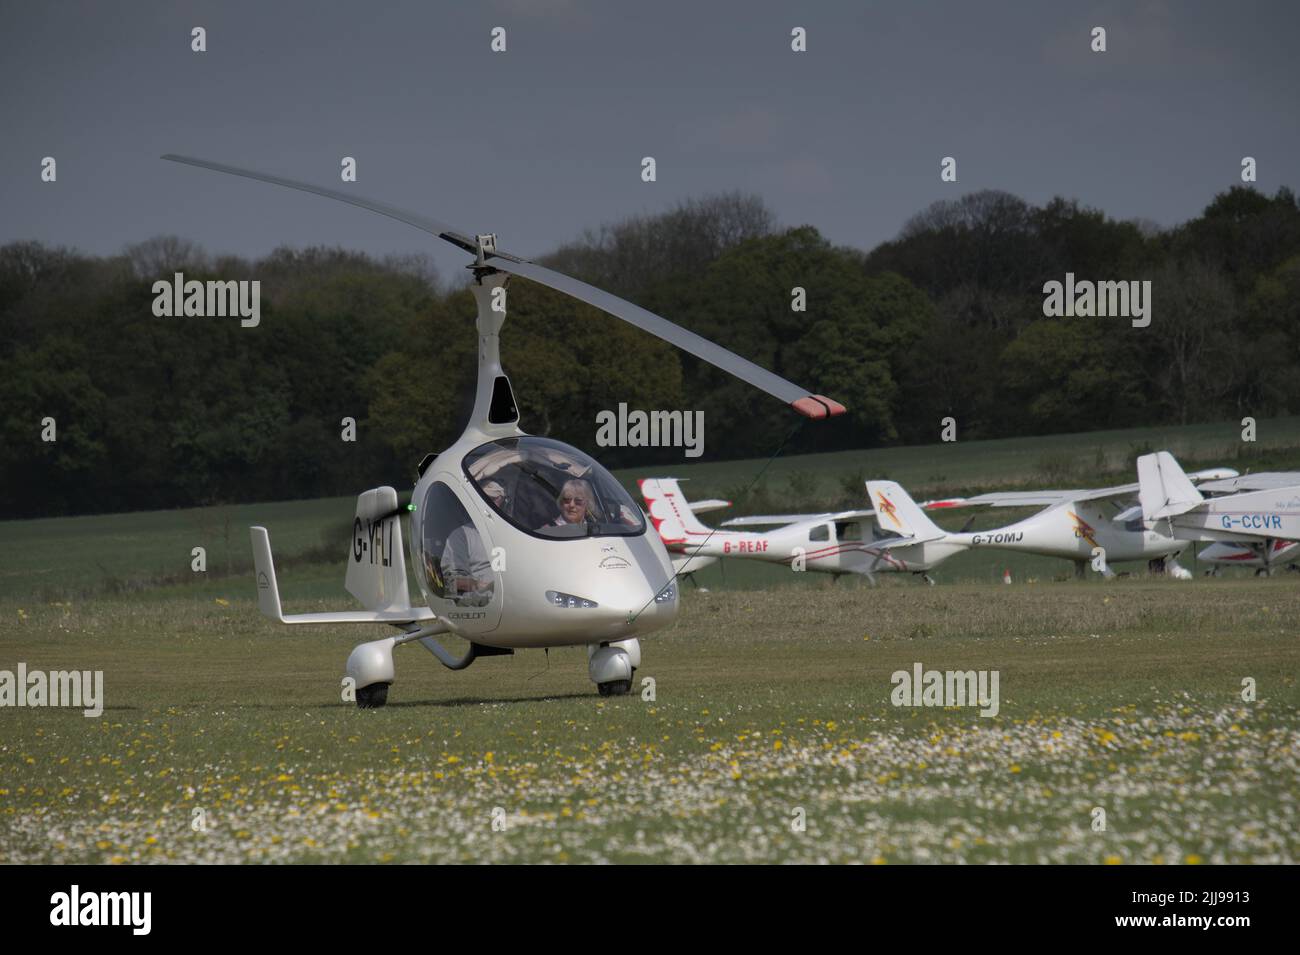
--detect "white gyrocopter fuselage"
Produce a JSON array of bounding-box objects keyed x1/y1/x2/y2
[{"x1": 163, "y1": 154, "x2": 845, "y2": 707}]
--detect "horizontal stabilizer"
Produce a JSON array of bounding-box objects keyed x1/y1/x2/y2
[
  {"x1": 671, "y1": 554, "x2": 718, "y2": 575},
  {"x1": 867, "y1": 534, "x2": 945, "y2": 551},
  {"x1": 251, "y1": 526, "x2": 435, "y2": 626}
]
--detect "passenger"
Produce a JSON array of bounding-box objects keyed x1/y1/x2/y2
[
  {"x1": 440, "y1": 521, "x2": 494, "y2": 606},
  {"x1": 481, "y1": 479, "x2": 509, "y2": 515},
  {"x1": 541, "y1": 478, "x2": 596, "y2": 530}
]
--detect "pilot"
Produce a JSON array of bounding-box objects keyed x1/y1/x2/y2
[
  {"x1": 440, "y1": 520, "x2": 494, "y2": 606},
  {"x1": 481, "y1": 479, "x2": 509, "y2": 515},
  {"x1": 542, "y1": 478, "x2": 596, "y2": 529}
]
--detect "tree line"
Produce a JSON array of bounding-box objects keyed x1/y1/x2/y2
[{"x1": 2, "y1": 185, "x2": 1297, "y2": 518}]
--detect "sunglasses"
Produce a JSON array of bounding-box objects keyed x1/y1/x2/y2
[{"x1": 561, "y1": 496, "x2": 587, "y2": 505}]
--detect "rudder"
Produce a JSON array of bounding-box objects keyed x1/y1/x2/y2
[
  {"x1": 345, "y1": 486, "x2": 412, "y2": 612},
  {"x1": 1138, "y1": 451, "x2": 1203, "y2": 520},
  {"x1": 639, "y1": 477, "x2": 710, "y2": 546},
  {"x1": 866, "y1": 480, "x2": 943, "y2": 540}
]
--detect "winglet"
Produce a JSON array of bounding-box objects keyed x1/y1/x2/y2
[{"x1": 250, "y1": 526, "x2": 286, "y2": 622}]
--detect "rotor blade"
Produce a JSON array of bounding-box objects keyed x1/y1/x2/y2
[
  {"x1": 486, "y1": 255, "x2": 845, "y2": 418},
  {"x1": 161, "y1": 154, "x2": 482, "y2": 255},
  {"x1": 162, "y1": 154, "x2": 846, "y2": 417}
]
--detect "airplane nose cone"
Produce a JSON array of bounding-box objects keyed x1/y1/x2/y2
[{"x1": 596, "y1": 578, "x2": 678, "y2": 633}]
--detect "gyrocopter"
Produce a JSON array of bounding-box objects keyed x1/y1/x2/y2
[{"x1": 162, "y1": 154, "x2": 845, "y2": 707}]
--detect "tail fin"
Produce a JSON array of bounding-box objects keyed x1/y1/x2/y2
[
  {"x1": 250, "y1": 523, "x2": 434, "y2": 626},
  {"x1": 1138, "y1": 451, "x2": 1202, "y2": 519},
  {"x1": 344, "y1": 486, "x2": 412, "y2": 612},
  {"x1": 639, "y1": 478, "x2": 711, "y2": 546},
  {"x1": 866, "y1": 480, "x2": 944, "y2": 540}
]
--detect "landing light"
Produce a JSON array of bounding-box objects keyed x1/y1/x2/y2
[
  {"x1": 546, "y1": 590, "x2": 598, "y2": 609},
  {"x1": 655, "y1": 582, "x2": 676, "y2": 603}
]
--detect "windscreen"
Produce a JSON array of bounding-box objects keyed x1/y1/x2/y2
[{"x1": 463, "y1": 436, "x2": 646, "y2": 539}]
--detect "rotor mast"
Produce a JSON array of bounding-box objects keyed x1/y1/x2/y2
[{"x1": 466, "y1": 234, "x2": 522, "y2": 439}]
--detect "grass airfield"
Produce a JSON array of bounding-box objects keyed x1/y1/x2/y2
[
  {"x1": 2, "y1": 572, "x2": 1296, "y2": 864},
  {"x1": 3, "y1": 417, "x2": 1299, "y2": 863}
]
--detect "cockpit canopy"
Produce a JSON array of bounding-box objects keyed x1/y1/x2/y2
[{"x1": 463, "y1": 436, "x2": 646, "y2": 539}]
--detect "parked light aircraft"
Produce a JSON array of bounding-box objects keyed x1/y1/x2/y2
[
  {"x1": 1138, "y1": 454, "x2": 1300, "y2": 574},
  {"x1": 1198, "y1": 538, "x2": 1300, "y2": 575},
  {"x1": 914, "y1": 465, "x2": 1238, "y2": 578},
  {"x1": 163, "y1": 154, "x2": 844, "y2": 706},
  {"x1": 1187, "y1": 469, "x2": 1300, "y2": 574},
  {"x1": 641, "y1": 477, "x2": 962, "y2": 584},
  {"x1": 647, "y1": 464, "x2": 1240, "y2": 583}
]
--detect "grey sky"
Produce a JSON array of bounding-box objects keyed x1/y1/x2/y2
[{"x1": 2, "y1": 0, "x2": 1296, "y2": 281}]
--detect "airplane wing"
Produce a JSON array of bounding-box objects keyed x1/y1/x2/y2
[
  {"x1": 918, "y1": 497, "x2": 969, "y2": 509},
  {"x1": 721, "y1": 509, "x2": 875, "y2": 528},
  {"x1": 955, "y1": 467, "x2": 1239, "y2": 510},
  {"x1": 1196, "y1": 472, "x2": 1300, "y2": 494},
  {"x1": 952, "y1": 487, "x2": 1138, "y2": 508}
]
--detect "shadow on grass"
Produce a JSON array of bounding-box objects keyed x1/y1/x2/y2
[{"x1": 227, "y1": 692, "x2": 601, "y2": 710}]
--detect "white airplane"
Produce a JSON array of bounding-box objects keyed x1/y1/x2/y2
[
  {"x1": 640, "y1": 477, "x2": 960, "y2": 584},
  {"x1": 164, "y1": 154, "x2": 845, "y2": 706},
  {"x1": 912, "y1": 464, "x2": 1239, "y2": 579},
  {"x1": 1186, "y1": 470, "x2": 1300, "y2": 575},
  {"x1": 860, "y1": 479, "x2": 1203, "y2": 579},
  {"x1": 1138, "y1": 453, "x2": 1300, "y2": 573},
  {"x1": 661, "y1": 460, "x2": 1244, "y2": 583},
  {"x1": 1198, "y1": 539, "x2": 1300, "y2": 576}
]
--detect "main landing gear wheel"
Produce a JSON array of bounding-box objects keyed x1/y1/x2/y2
[
  {"x1": 598, "y1": 679, "x2": 632, "y2": 697},
  {"x1": 356, "y1": 683, "x2": 390, "y2": 709}
]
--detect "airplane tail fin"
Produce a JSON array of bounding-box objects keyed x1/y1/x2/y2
[
  {"x1": 1138, "y1": 451, "x2": 1203, "y2": 520},
  {"x1": 343, "y1": 486, "x2": 413, "y2": 612},
  {"x1": 639, "y1": 478, "x2": 710, "y2": 547},
  {"x1": 866, "y1": 480, "x2": 945, "y2": 541}
]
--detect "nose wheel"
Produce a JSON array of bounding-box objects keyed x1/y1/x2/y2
[
  {"x1": 597, "y1": 676, "x2": 633, "y2": 697},
  {"x1": 589, "y1": 639, "x2": 640, "y2": 696},
  {"x1": 356, "y1": 682, "x2": 389, "y2": 708}
]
